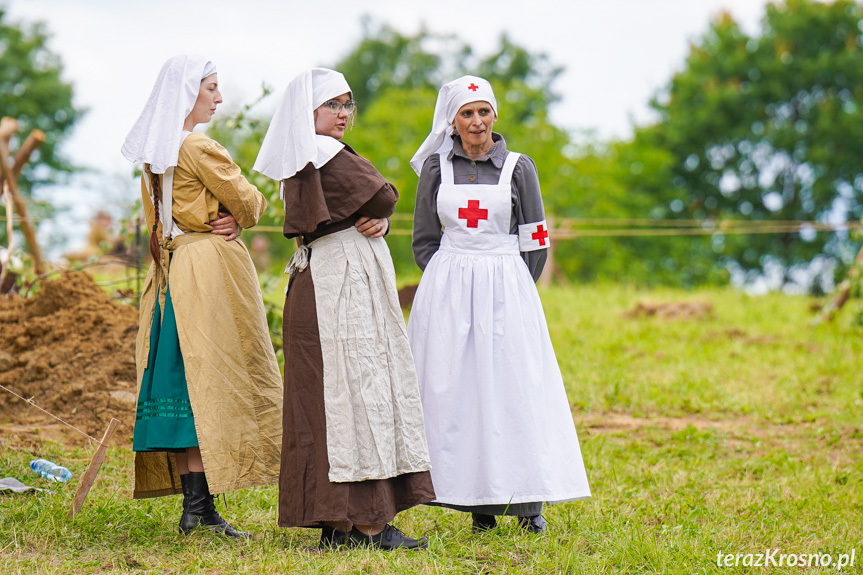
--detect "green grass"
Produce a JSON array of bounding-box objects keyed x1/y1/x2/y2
[{"x1": 2, "y1": 284, "x2": 862, "y2": 574}]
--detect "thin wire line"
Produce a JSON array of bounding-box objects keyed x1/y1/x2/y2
[
  {"x1": 3, "y1": 216, "x2": 860, "y2": 237},
  {"x1": 3, "y1": 214, "x2": 860, "y2": 227},
  {"x1": 0, "y1": 383, "x2": 101, "y2": 444},
  {"x1": 553, "y1": 224, "x2": 862, "y2": 238}
]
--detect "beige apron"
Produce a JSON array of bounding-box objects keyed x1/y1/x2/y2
[{"x1": 286, "y1": 227, "x2": 431, "y2": 482}]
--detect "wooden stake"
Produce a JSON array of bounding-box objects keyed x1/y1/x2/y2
[
  {"x1": 68, "y1": 418, "x2": 120, "y2": 519},
  {"x1": 0, "y1": 117, "x2": 16, "y2": 142},
  {"x1": 0, "y1": 117, "x2": 45, "y2": 275},
  {"x1": 824, "y1": 244, "x2": 863, "y2": 320},
  {"x1": 12, "y1": 129, "x2": 46, "y2": 179},
  {"x1": 0, "y1": 183, "x2": 14, "y2": 289},
  {"x1": 540, "y1": 216, "x2": 554, "y2": 287}
]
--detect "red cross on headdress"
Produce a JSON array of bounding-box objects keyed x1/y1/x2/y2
[{"x1": 468, "y1": 83, "x2": 479, "y2": 92}]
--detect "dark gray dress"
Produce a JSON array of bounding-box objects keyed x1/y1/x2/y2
[{"x1": 412, "y1": 133, "x2": 547, "y2": 518}]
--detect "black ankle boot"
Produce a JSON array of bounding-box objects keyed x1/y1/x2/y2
[
  {"x1": 318, "y1": 525, "x2": 349, "y2": 549},
  {"x1": 471, "y1": 513, "x2": 497, "y2": 533},
  {"x1": 348, "y1": 524, "x2": 428, "y2": 550},
  {"x1": 517, "y1": 514, "x2": 547, "y2": 534},
  {"x1": 179, "y1": 472, "x2": 250, "y2": 539}
]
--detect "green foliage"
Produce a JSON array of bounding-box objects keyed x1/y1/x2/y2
[
  {"x1": 641, "y1": 0, "x2": 863, "y2": 286},
  {"x1": 206, "y1": 86, "x2": 293, "y2": 272},
  {"x1": 0, "y1": 9, "x2": 82, "y2": 257},
  {"x1": 0, "y1": 9, "x2": 82, "y2": 188},
  {"x1": 345, "y1": 85, "x2": 437, "y2": 269},
  {"x1": 337, "y1": 18, "x2": 468, "y2": 110}
]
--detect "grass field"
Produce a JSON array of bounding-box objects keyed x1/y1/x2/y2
[{"x1": 1, "y1": 284, "x2": 861, "y2": 574}]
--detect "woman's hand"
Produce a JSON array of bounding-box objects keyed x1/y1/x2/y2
[
  {"x1": 355, "y1": 217, "x2": 388, "y2": 238},
  {"x1": 210, "y1": 212, "x2": 240, "y2": 241}
]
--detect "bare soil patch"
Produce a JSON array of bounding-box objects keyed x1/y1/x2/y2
[
  {"x1": 580, "y1": 412, "x2": 749, "y2": 433},
  {"x1": 624, "y1": 300, "x2": 714, "y2": 320},
  {"x1": 0, "y1": 272, "x2": 138, "y2": 447}
]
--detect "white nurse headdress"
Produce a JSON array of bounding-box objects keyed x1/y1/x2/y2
[{"x1": 409, "y1": 75, "x2": 498, "y2": 176}]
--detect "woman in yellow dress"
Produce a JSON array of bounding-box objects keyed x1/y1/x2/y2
[{"x1": 121, "y1": 55, "x2": 282, "y2": 538}]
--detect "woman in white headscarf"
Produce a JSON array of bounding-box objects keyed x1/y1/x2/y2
[
  {"x1": 254, "y1": 68, "x2": 434, "y2": 551},
  {"x1": 122, "y1": 54, "x2": 282, "y2": 538},
  {"x1": 408, "y1": 75, "x2": 591, "y2": 535}
]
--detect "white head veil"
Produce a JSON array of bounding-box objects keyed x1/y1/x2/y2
[
  {"x1": 121, "y1": 54, "x2": 217, "y2": 174},
  {"x1": 253, "y1": 68, "x2": 351, "y2": 190},
  {"x1": 409, "y1": 75, "x2": 498, "y2": 176}
]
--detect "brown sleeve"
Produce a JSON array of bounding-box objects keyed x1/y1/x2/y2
[
  {"x1": 282, "y1": 146, "x2": 396, "y2": 236},
  {"x1": 281, "y1": 163, "x2": 332, "y2": 236},
  {"x1": 356, "y1": 183, "x2": 398, "y2": 219}
]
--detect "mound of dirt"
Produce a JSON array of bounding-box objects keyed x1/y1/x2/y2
[
  {"x1": 624, "y1": 300, "x2": 714, "y2": 320},
  {"x1": 0, "y1": 272, "x2": 138, "y2": 447}
]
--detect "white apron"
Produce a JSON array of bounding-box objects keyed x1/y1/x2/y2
[
  {"x1": 407, "y1": 152, "x2": 591, "y2": 506},
  {"x1": 286, "y1": 226, "x2": 431, "y2": 483}
]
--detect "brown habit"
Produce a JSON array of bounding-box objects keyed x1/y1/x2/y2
[{"x1": 279, "y1": 145, "x2": 435, "y2": 527}]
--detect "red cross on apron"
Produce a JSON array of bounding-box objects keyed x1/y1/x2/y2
[
  {"x1": 436, "y1": 151, "x2": 520, "y2": 239},
  {"x1": 458, "y1": 200, "x2": 488, "y2": 228},
  {"x1": 532, "y1": 224, "x2": 549, "y2": 246}
]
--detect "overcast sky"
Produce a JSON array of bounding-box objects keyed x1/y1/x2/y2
[{"x1": 3, "y1": 0, "x2": 772, "y2": 249}]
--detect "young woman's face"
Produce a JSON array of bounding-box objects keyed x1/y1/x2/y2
[
  {"x1": 314, "y1": 92, "x2": 352, "y2": 140},
  {"x1": 186, "y1": 74, "x2": 222, "y2": 128}
]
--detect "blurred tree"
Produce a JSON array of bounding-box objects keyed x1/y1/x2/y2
[
  {"x1": 0, "y1": 9, "x2": 82, "y2": 191},
  {"x1": 206, "y1": 87, "x2": 287, "y2": 272},
  {"x1": 642, "y1": 0, "x2": 863, "y2": 290},
  {"x1": 337, "y1": 18, "x2": 469, "y2": 109}
]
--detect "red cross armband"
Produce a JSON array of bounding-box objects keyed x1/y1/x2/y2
[{"x1": 518, "y1": 220, "x2": 550, "y2": 251}]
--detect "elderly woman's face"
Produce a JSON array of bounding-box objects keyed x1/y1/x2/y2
[
  {"x1": 452, "y1": 101, "x2": 496, "y2": 151},
  {"x1": 314, "y1": 92, "x2": 352, "y2": 140}
]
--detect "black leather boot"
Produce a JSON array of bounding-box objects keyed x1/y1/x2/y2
[
  {"x1": 178, "y1": 472, "x2": 250, "y2": 539},
  {"x1": 180, "y1": 472, "x2": 193, "y2": 518},
  {"x1": 348, "y1": 524, "x2": 428, "y2": 550},
  {"x1": 318, "y1": 525, "x2": 349, "y2": 550},
  {"x1": 517, "y1": 514, "x2": 547, "y2": 534},
  {"x1": 471, "y1": 513, "x2": 497, "y2": 533}
]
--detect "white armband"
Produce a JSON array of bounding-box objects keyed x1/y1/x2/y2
[{"x1": 518, "y1": 220, "x2": 550, "y2": 251}]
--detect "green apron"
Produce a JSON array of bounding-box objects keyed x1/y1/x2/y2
[{"x1": 132, "y1": 285, "x2": 198, "y2": 452}]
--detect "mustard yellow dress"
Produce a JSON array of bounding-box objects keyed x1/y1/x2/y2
[{"x1": 133, "y1": 132, "x2": 283, "y2": 499}]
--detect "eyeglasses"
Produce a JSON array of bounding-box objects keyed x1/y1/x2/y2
[{"x1": 322, "y1": 99, "x2": 357, "y2": 114}]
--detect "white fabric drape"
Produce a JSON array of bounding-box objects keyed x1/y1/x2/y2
[
  {"x1": 409, "y1": 75, "x2": 498, "y2": 175},
  {"x1": 121, "y1": 55, "x2": 216, "y2": 175},
  {"x1": 253, "y1": 68, "x2": 351, "y2": 189}
]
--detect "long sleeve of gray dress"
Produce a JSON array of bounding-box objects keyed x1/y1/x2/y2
[{"x1": 412, "y1": 155, "x2": 444, "y2": 271}]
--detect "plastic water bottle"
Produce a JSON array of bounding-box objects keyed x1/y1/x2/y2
[{"x1": 29, "y1": 459, "x2": 73, "y2": 482}]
